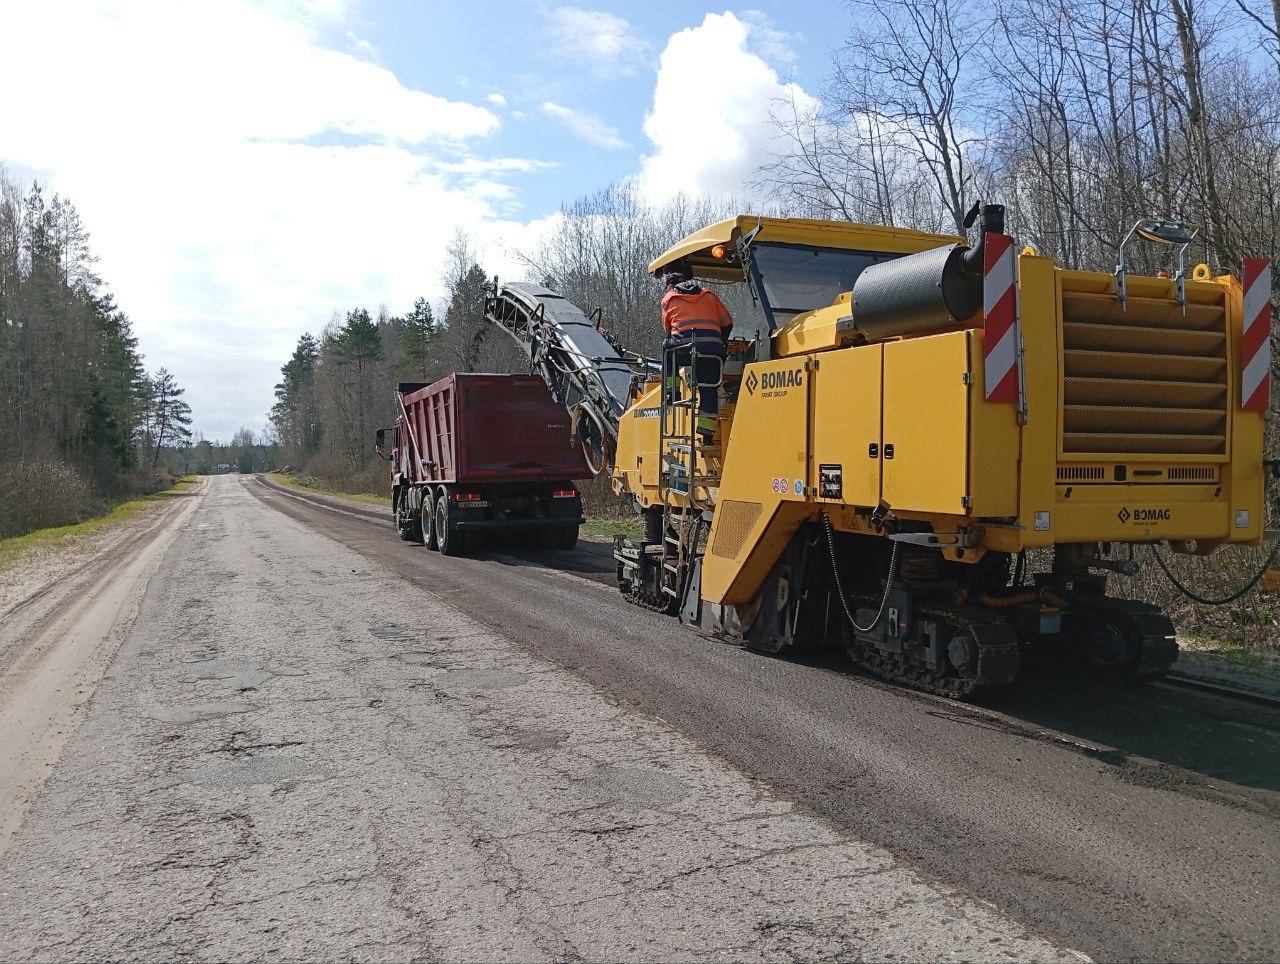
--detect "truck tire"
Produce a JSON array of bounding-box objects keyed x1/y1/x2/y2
[
  {"x1": 435, "y1": 493, "x2": 469, "y2": 557},
  {"x1": 558, "y1": 523, "x2": 579, "y2": 550},
  {"x1": 394, "y1": 491, "x2": 421, "y2": 542},
  {"x1": 392, "y1": 489, "x2": 407, "y2": 539},
  {"x1": 423, "y1": 487, "x2": 439, "y2": 551}
]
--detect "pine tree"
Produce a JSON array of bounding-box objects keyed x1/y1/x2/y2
[
  {"x1": 399, "y1": 297, "x2": 439, "y2": 382},
  {"x1": 149, "y1": 368, "x2": 193, "y2": 467},
  {"x1": 335, "y1": 308, "x2": 382, "y2": 467},
  {"x1": 270, "y1": 333, "x2": 322, "y2": 461}
]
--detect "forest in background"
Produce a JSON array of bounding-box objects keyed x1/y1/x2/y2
[
  {"x1": 0, "y1": 171, "x2": 203, "y2": 539},
  {"x1": 267, "y1": 0, "x2": 1280, "y2": 645}
]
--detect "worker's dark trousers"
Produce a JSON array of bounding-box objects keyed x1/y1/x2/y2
[{"x1": 664, "y1": 334, "x2": 726, "y2": 415}]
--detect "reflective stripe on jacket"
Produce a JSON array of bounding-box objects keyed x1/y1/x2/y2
[{"x1": 662, "y1": 286, "x2": 733, "y2": 338}]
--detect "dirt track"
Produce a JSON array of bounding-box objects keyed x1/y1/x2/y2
[{"x1": 1, "y1": 473, "x2": 1278, "y2": 961}]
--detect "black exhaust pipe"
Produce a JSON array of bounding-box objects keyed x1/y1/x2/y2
[{"x1": 961, "y1": 202, "x2": 1005, "y2": 277}]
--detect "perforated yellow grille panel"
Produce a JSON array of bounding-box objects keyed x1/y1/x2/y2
[
  {"x1": 1061, "y1": 289, "x2": 1227, "y2": 457},
  {"x1": 710, "y1": 500, "x2": 763, "y2": 560}
]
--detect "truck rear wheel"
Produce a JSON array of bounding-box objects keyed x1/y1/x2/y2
[
  {"x1": 423, "y1": 488, "x2": 439, "y2": 551},
  {"x1": 558, "y1": 524, "x2": 579, "y2": 550},
  {"x1": 435, "y1": 494, "x2": 469, "y2": 557}
]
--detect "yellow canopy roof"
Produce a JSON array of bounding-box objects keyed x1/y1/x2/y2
[{"x1": 647, "y1": 215, "x2": 961, "y2": 281}]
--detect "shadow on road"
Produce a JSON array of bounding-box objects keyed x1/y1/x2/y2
[{"x1": 490, "y1": 538, "x2": 1280, "y2": 796}]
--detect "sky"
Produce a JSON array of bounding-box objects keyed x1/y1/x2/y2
[{"x1": 2, "y1": 0, "x2": 850, "y2": 440}]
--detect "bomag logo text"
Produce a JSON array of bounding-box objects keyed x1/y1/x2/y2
[
  {"x1": 762, "y1": 369, "x2": 803, "y2": 390},
  {"x1": 750, "y1": 367, "x2": 804, "y2": 398},
  {"x1": 1118, "y1": 506, "x2": 1171, "y2": 524}
]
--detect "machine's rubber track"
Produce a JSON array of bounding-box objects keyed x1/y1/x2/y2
[
  {"x1": 619, "y1": 582, "x2": 679, "y2": 615},
  {"x1": 843, "y1": 604, "x2": 1021, "y2": 699},
  {"x1": 1061, "y1": 593, "x2": 1179, "y2": 682},
  {"x1": 617, "y1": 545, "x2": 683, "y2": 616}
]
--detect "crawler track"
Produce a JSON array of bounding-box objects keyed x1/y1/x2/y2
[{"x1": 843, "y1": 604, "x2": 1022, "y2": 699}]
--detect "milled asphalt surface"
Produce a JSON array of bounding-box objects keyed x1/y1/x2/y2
[
  {"x1": 0, "y1": 475, "x2": 1088, "y2": 962},
  {"x1": 249, "y1": 474, "x2": 1280, "y2": 963}
]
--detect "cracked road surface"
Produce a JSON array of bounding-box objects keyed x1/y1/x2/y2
[
  {"x1": 0, "y1": 476, "x2": 1080, "y2": 962},
  {"x1": 2, "y1": 474, "x2": 1278, "y2": 961}
]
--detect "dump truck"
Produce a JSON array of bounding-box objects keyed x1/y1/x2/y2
[
  {"x1": 377, "y1": 374, "x2": 588, "y2": 555},
  {"x1": 476, "y1": 206, "x2": 1275, "y2": 697}
]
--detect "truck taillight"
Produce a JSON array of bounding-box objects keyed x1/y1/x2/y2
[
  {"x1": 454, "y1": 491, "x2": 482, "y2": 501},
  {"x1": 552, "y1": 488, "x2": 577, "y2": 498}
]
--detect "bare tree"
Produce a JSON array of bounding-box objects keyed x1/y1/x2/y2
[{"x1": 831, "y1": 0, "x2": 983, "y2": 234}]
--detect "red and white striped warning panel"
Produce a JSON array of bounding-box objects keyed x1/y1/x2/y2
[
  {"x1": 983, "y1": 232, "x2": 1019, "y2": 403},
  {"x1": 1242, "y1": 258, "x2": 1273, "y2": 412}
]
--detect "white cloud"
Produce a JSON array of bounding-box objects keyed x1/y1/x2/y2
[
  {"x1": 739, "y1": 10, "x2": 799, "y2": 71},
  {"x1": 432, "y1": 157, "x2": 557, "y2": 175},
  {"x1": 638, "y1": 11, "x2": 814, "y2": 202},
  {"x1": 0, "y1": 0, "x2": 556, "y2": 440},
  {"x1": 544, "y1": 6, "x2": 649, "y2": 76},
  {"x1": 487, "y1": 92, "x2": 508, "y2": 106},
  {"x1": 540, "y1": 102, "x2": 630, "y2": 150}
]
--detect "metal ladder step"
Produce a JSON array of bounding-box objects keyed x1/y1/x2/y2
[{"x1": 666, "y1": 442, "x2": 721, "y2": 456}]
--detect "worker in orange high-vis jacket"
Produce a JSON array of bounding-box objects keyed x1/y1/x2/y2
[{"x1": 661, "y1": 262, "x2": 732, "y2": 441}]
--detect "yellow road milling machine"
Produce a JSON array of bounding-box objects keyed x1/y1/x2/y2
[{"x1": 483, "y1": 204, "x2": 1275, "y2": 696}]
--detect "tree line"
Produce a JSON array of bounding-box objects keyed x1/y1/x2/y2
[
  {"x1": 0, "y1": 169, "x2": 196, "y2": 538},
  {"x1": 760, "y1": 0, "x2": 1279, "y2": 275}
]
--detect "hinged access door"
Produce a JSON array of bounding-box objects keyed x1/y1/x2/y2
[
  {"x1": 882, "y1": 333, "x2": 970, "y2": 514},
  {"x1": 810, "y1": 344, "x2": 882, "y2": 508}
]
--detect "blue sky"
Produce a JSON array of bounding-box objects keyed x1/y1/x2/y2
[
  {"x1": 345, "y1": 1, "x2": 849, "y2": 217},
  {"x1": 2, "y1": 1, "x2": 852, "y2": 439}
]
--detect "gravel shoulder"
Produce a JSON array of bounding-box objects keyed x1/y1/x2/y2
[{"x1": 0, "y1": 477, "x2": 209, "y2": 853}]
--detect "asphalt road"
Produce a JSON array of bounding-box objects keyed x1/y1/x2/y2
[
  {"x1": 2, "y1": 473, "x2": 1277, "y2": 961},
  {"x1": 0, "y1": 475, "x2": 1079, "y2": 962},
  {"x1": 250, "y1": 475, "x2": 1280, "y2": 962}
]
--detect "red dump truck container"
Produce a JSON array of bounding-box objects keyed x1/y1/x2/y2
[{"x1": 376, "y1": 374, "x2": 589, "y2": 556}]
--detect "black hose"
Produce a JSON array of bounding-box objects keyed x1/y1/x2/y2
[{"x1": 1148, "y1": 540, "x2": 1280, "y2": 606}]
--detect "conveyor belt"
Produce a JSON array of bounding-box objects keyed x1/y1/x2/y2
[{"x1": 483, "y1": 281, "x2": 649, "y2": 469}]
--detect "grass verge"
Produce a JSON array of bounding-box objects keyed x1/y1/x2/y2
[
  {"x1": 0, "y1": 475, "x2": 199, "y2": 574},
  {"x1": 582, "y1": 516, "x2": 643, "y2": 541},
  {"x1": 272, "y1": 473, "x2": 391, "y2": 506},
  {"x1": 1176, "y1": 633, "x2": 1277, "y2": 670}
]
